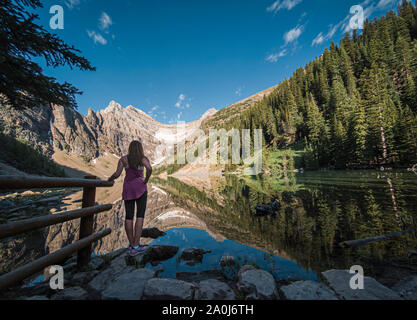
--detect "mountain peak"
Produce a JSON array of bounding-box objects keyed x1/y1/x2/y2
[
  {"x1": 201, "y1": 108, "x2": 217, "y2": 120},
  {"x1": 100, "y1": 100, "x2": 123, "y2": 114}
]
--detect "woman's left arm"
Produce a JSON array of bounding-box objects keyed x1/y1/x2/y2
[
  {"x1": 142, "y1": 157, "x2": 153, "y2": 184},
  {"x1": 108, "y1": 158, "x2": 124, "y2": 182}
]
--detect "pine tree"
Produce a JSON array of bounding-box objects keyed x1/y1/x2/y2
[
  {"x1": 395, "y1": 105, "x2": 417, "y2": 163},
  {"x1": 360, "y1": 63, "x2": 395, "y2": 164},
  {"x1": 0, "y1": 0, "x2": 95, "y2": 110}
]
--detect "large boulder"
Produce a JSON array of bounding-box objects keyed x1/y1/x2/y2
[
  {"x1": 71, "y1": 270, "x2": 100, "y2": 286},
  {"x1": 51, "y1": 287, "x2": 89, "y2": 300},
  {"x1": 392, "y1": 276, "x2": 417, "y2": 300},
  {"x1": 87, "y1": 254, "x2": 134, "y2": 295},
  {"x1": 88, "y1": 256, "x2": 105, "y2": 271},
  {"x1": 322, "y1": 270, "x2": 402, "y2": 300},
  {"x1": 101, "y1": 268, "x2": 155, "y2": 300},
  {"x1": 143, "y1": 278, "x2": 195, "y2": 300},
  {"x1": 195, "y1": 279, "x2": 235, "y2": 300},
  {"x1": 126, "y1": 245, "x2": 179, "y2": 268},
  {"x1": 237, "y1": 269, "x2": 278, "y2": 300},
  {"x1": 280, "y1": 281, "x2": 339, "y2": 300},
  {"x1": 103, "y1": 248, "x2": 127, "y2": 260}
]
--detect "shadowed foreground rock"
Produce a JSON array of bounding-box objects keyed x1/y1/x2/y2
[
  {"x1": 195, "y1": 279, "x2": 235, "y2": 300},
  {"x1": 143, "y1": 278, "x2": 195, "y2": 300},
  {"x1": 392, "y1": 276, "x2": 417, "y2": 300},
  {"x1": 6, "y1": 245, "x2": 416, "y2": 301},
  {"x1": 280, "y1": 281, "x2": 339, "y2": 300},
  {"x1": 101, "y1": 268, "x2": 154, "y2": 300},
  {"x1": 322, "y1": 270, "x2": 402, "y2": 300},
  {"x1": 126, "y1": 245, "x2": 179, "y2": 268},
  {"x1": 51, "y1": 287, "x2": 89, "y2": 300},
  {"x1": 237, "y1": 267, "x2": 279, "y2": 300}
]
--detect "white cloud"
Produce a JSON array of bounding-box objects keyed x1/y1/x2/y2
[
  {"x1": 87, "y1": 12, "x2": 115, "y2": 46},
  {"x1": 311, "y1": 0, "x2": 402, "y2": 46},
  {"x1": 65, "y1": 0, "x2": 80, "y2": 10},
  {"x1": 265, "y1": 49, "x2": 287, "y2": 63},
  {"x1": 267, "y1": 0, "x2": 303, "y2": 13},
  {"x1": 312, "y1": 20, "x2": 344, "y2": 46},
  {"x1": 377, "y1": 0, "x2": 397, "y2": 9},
  {"x1": 175, "y1": 94, "x2": 189, "y2": 108},
  {"x1": 284, "y1": 25, "x2": 304, "y2": 44},
  {"x1": 99, "y1": 12, "x2": 113, "y2": 31},
  {"x1": 87, "y1": 30, "x2": 107, "y2": 45},
  {"x1": 148, "y1": 105, "x2": 160, "y2": 118}
]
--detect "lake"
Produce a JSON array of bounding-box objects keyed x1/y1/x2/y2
[
  {"x1": 3, "y1": 169, "x2": 417, "y2": 286},
  {"x1": 149, "y1": 169, "x2": 417, "y2": 283}
]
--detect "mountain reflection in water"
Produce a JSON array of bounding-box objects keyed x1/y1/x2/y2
[
  {"x1": 146, "y1": 228, "x2": 318, "y2": 281},
  {"x1": 2, "y1": 169, "x2": 417, "y2": 285},
  {"x1": 152, "y1": 169, "x2": 417, "y2": 280}
]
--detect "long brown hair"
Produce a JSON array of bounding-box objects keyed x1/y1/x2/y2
[{"x1": 127, "y1": 140, "x2": 145, "y2": 170}]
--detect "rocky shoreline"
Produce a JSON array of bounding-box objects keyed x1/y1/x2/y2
[{"x1": 1, "y1": 243, "x2": 416, "y2": 301}]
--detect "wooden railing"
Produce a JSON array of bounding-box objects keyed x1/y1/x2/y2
[{"x1": 0, "y1": 175, "x2": 114, "y2": 290}]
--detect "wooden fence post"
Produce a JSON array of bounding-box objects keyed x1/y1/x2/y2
[{"x1": 77, "y1": 175, "x2": 97, "y2": 268}]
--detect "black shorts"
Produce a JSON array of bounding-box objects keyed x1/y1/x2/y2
[{"x1": 124, "y1": 191, "x2": 148, "y2": 220}]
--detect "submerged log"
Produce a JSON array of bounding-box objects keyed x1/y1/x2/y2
[{"x1": 339, "y1": 226, "x2": 417, "y2": 248}]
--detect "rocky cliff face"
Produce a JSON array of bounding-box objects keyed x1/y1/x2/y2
[
  {"x1": 1, "y1": 99, "x2": 217, "y2": 168},
  {"x1": 50, "y1": 101, "x2": 217, "y2": 164},
  {"x1": 0, "y1": 104, "x2": 54, "y2": 157}
]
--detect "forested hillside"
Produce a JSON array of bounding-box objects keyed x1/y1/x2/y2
[{"x1": 228, "y1": 1, "x2": 417, "y2": 170}]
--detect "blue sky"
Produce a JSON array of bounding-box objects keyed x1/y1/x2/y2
[{"x1": 34, "y1": 0, "x2": 413, "y2": 123}]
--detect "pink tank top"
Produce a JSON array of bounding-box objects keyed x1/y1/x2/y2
[{"x1": 122, "y1": 165, "x2": 148, "y2": 201}]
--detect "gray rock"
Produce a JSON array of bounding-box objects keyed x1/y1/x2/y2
[
  {"x1": 392, "y1": 276, "x2": 417, "y2": 300},
  {"x1": 88, "y1": 255, "x2": 134, "y2": 293},
  {"x1": 280, "y1": 281, "x2": 339, "y2": 300},
  {"x1": 322, "y1": 270, "x2": 402, "y2": 300},
  {"x1": 143, "y1": 278, "x2": 195, "y2": 300},
  {"x1": 71, "y1": 271, "x2": 100, "y2": 286},
  {"x1": 63, "y1": 262, "x2": 77, "y2": 273},
  {"x1": 238, "y1": 265, "x2": 257, "y2": 278},
  {"x1": 88, "y1": 256, "x2": 105, "y2": 270},
  {"x1": 51, "y1": 287, "x2": 89, "y2": 300},
  {"x1": 103, "y1": 248, "x2": 127, "y2": 260},
  {"x1": 101, "y1": 268, "x2": 155, "y2": 300},
  {"x1": 127, "y1": 245, "x2": 179, "y2": 268},
  {"x1": 195, "y1": 280, "x2": 236, "y2": 300},
  {"x1": 237, "y1": 269, "x2": 278, "y2": 300}
]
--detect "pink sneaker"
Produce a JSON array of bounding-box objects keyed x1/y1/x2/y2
[{"x1": 129, "y1": 246, "x2": 146, "y2": 257}]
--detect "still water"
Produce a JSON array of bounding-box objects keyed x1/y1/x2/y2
[
  {"x1": 150, "y1": 169, "x2": 417, "y2": 280},
  {"x1": 5, "y1": 169, "x2": 417, "y2": 286}
]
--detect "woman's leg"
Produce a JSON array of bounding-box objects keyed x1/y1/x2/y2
[
  {"x1": 124, "y1": 200, "x2": 135, "y2": 246},
  {"x1": 133, "y1": 192, "x2": 148, "y2": 247}
]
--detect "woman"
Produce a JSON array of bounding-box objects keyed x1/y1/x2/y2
[{"x1": 108, "y1": 140, "x2": 153, "y2": 257}]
